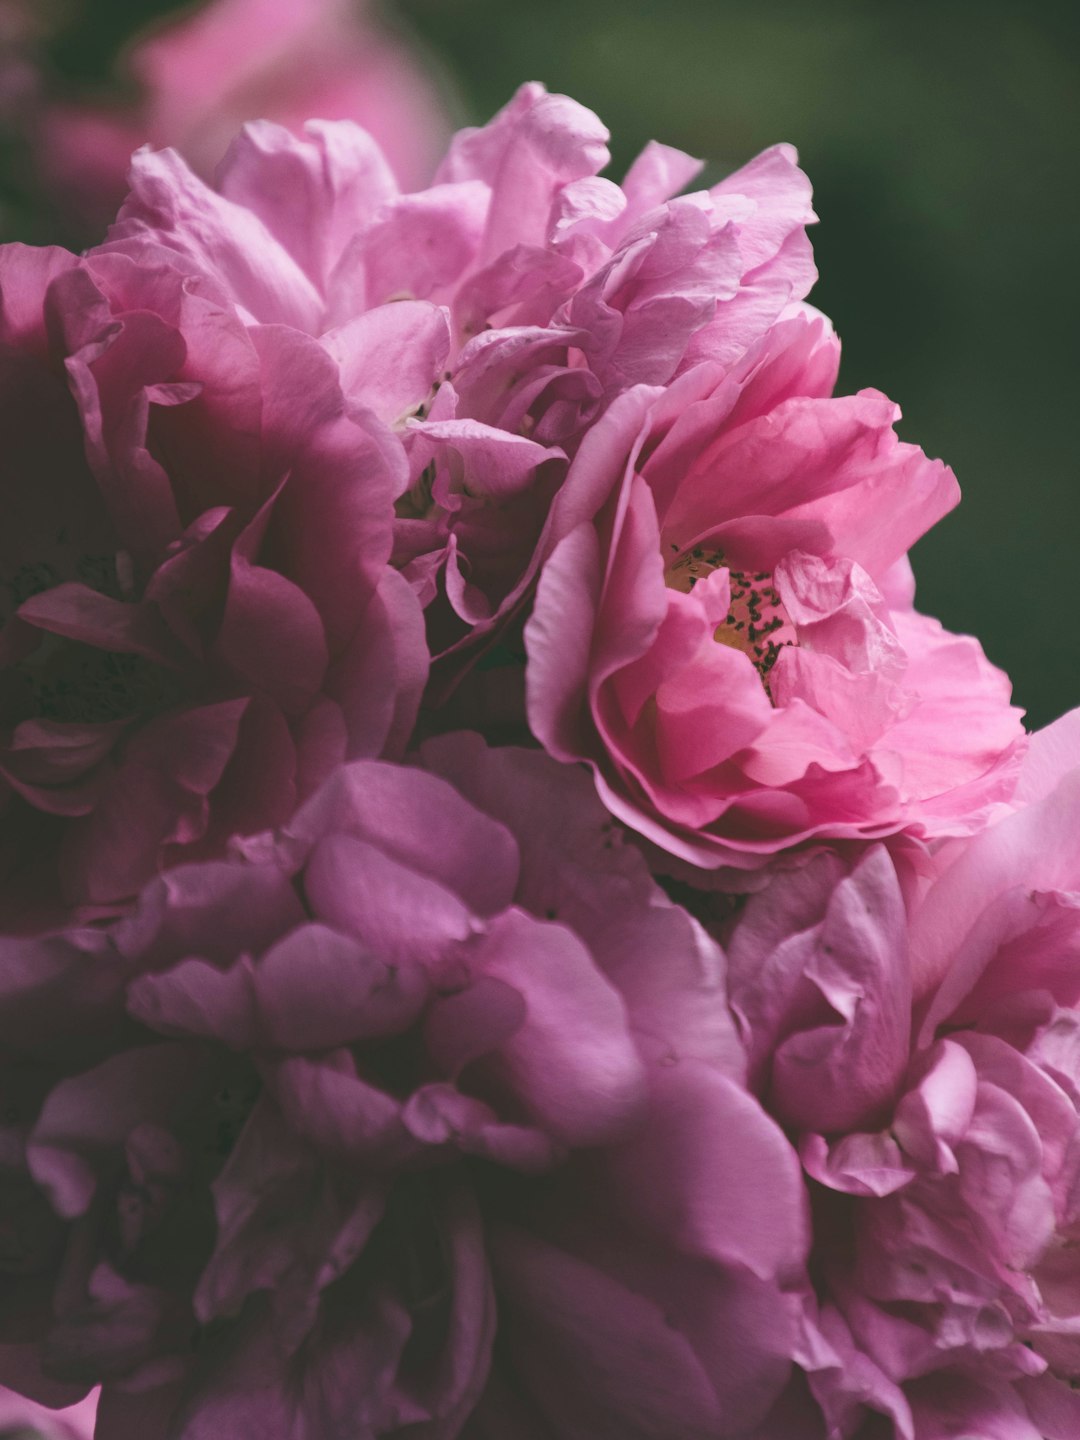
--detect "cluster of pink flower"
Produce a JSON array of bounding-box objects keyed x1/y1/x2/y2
[{"x1": 0, "y1": 79, "x2": 1076, "y2": 1440}]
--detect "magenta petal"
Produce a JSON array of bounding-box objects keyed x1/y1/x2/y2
[
  {"x1": 107, "y1": 146, "x2": 323, "y2": 331},
  {"x1": 116, "y1": 858, "x2": 305, "y2": 969},
  {"x1": 196, "y1": 1096, "x2": 387, "y2": 1326},
  {"x1": 17, "y1": 584, "x2": 186, "y2": 667},
  {"x1": 485, "y1": 1225, "x2": 731, "y2": 1440},
  {"x1": 323, "y1": 301, "x2": 450, "y2": 426},
  {"x1": 282, "y1": 760, "x2": 520, "y2": 918},
  {"x1": 412, "y1": 418, "x2": 564, "y2": 499},
  {"x1": 1016, "y1": 705, "x2": 1080, "y2": 806},
  {"x1": 214, "y1": 555, "x2": 329, "y2": 715},
  {"x1": 756, "y1": 847, "x2": 910, "y2": 1133},
  {"x1": 608, "y1": 1063, "x2": 808, "y2": 1282},
  {"x1": 1016, "y1": 1374, "x2": 1080, "y2": 1440},
  {"x1": 0, "y1": 244, "x2": 80, "y2": 349},
  {"x1": 216, "y1": 119, "x2": 398, "y2": 295},
  {"x1": 59, "y1": 700, "x2": 248, "y2": 904},
  {"x1": 424, "y1": 975, "x2": 528, "y2": 1078},
  {"x1": 401, "y1": 1084, "x2": 560, "y2": 1172},
  {"x1": 269, "y1": 1052, "x2": 406, "y2": 1162},
  {"x1": 462, "y1": 909, "x2": 648, "y2": 1146},
  {"x1": 332, "y1": 179, "x2": 488, "y2": 317},
  {"x1": 331, "y1": 567, "x2": 429, "y2": 761},
  {"x1": 621, "y1": 141, "x2": 704, "y2": 220},
  {"x1": 525, "y1": 522, "x2": 603, "y2": 761},
  {"x1": 907, "y1": 1374, "x2": 1043, "y2": 1440},
  {"x1": 303, "y1": 834, "x2": 478, "y2": 961},
  {"x1": 29, "y1": 1043, "x2": 206, "y2": 1218},
  {"x1": 255, "y1": 923, "x2": 428, "y2": 1049},
  {"x1": 0, "y1": 927, "x2": 122, "y2": 1052},
  {"x1": 2, "y1": 719, "x2": 125, "y2": 804},
  {"x1": 127, "y1": 954, "x2": 259, "y2": 1049}
]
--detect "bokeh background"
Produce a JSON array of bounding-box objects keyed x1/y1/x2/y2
[{"x1": 3, "y1": 0, "x2": 1078, "y2": 727}]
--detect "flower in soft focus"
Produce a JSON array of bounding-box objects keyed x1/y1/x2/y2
[
  {"x1": 0, "y1": 1386, "x2": 96, "y2": 1440},
  {"x1": 723, "y1": 709, "x2": 1080, "y2": 1438},
  {"x1": 35, "y1": 0, "x2": 452, "y2": 236},
  {"x1": 99, "y1": 81, "x2": 816, "y2": 701},
  {"x1": 525, "y1": 304, "x2": 1026, "y2": 875},
  {"x1": 0, "y1": 738, "x2": 807, "y2": 1438},
  {"x1": 0, "y1": 238, "x2": 424, "y2": 925}
]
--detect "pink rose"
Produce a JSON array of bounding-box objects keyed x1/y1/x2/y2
[
  {"x1": 36, "y1": 0, "x2": 451, "y2": 234},
  {"x1": 0, "y1": 739, "x2": 807, "y2": 1438},
  {"x1": 101, "y1": 83, "x2": 816, "y2": 697},
  {"x1": 0, "y1": 237, "x2": 424, "y2": 924},
  {"x1": 724, "y1": 712, "x2": 1080, "y2": 1437},
  {"x1": 526, "y1": 306, "x2": 1026, "y2": 873}
]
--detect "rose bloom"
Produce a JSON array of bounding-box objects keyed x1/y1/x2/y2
[
  {"x1": 525, "y1": 304, "x2": 1026, "y2": 875},
  {"x1": 97, "y1": 82, "x2": 816, "y2": 695},
  {"x1": 1, "y1": 85, "x2": 816, "y2": 913},
  {"x1": 0, "y1": 738, "x2": 807, "y2": 1438},
  {"x1": 723, "y1": 708, "x2": 1080, "y2": 1439},
  {"x1": 0, "y1": 235, "x2": 424, "y2": 926},
  {"x1": 35, "y1": 0, "x2": 452, "y2": 235}
]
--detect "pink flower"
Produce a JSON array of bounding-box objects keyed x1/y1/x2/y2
[
  {"x1": 100, "y1": 83, "x2": 816, "y2": 692},
  {"x1": 0, "y1": 739, "x2": 808, "y2": 1438},
  {"x1": 0, "y1": 1387, "x2": 96, "y2": 1439},
  {"x1": 36, "y1": 0, "x2": 451, "y2": 234},
  {"x1": 526, "y1": 306, "x2": 1026, "y2": 873},
  {"x1": 87, "y1": 84, "x2": 1021, "y2": 853},
  {"x1": 723, "y1": 712, "x2": 1080, "y2": 1437},
  {"x1": 0, "y1": 238, "x2": 424, "y2": 925}
]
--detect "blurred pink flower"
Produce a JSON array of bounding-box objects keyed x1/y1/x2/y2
[
  {"x1": 0, "y1": 236, "x2": 424, "y2": 925},
  {"x1": 0, "y1": 1386, "x2": 96, "y2": 1439},
  {"x1": 36, "y1": 0, "x2": 451, "y2": 234},
  {"x1": 723, "y1": 711, "x2": 1080, "y2": 1438},
  {"x1": 0, "y1": 739, "x2": 807, "y2": 1438},
  {"x1": 525, "y1": 305, "x2": 1026, "y2": 874}
]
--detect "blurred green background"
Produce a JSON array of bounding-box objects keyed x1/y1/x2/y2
[{"x1": 6, "y1": 0, "x2": 1079, "y2": 728}]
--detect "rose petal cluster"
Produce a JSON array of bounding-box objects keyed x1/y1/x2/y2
[
  {"x1": 0, "y1": 234, "x2": 424, "y2": 925},
  {"x1": 722, "y1": 713, "x2": 1080, "y2": 1438},
  {"x1": 0, "y1": 737, "x2": 806, "y2": 1438},
  {"x1": 0, "y1": 78, "x2": 1060, "y2": 1440},
  {"x1": 28, "y1": 82, "x2": 1019, "y2": 877},
  {"x1": 98, "y1": 81, "x2": 816, "y2": 691},
  {"x1": 526, "y1": 305, "x2": 1026, "y2": 874}
]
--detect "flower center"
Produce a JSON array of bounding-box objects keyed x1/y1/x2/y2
[
  {"x1": 23, "y1": 642, "x2": 183, "y2": 726},
  {"x1": 3, "y1": 554, "x2": 184, "y2": 727},
  {"x1": 3, "y1": 552, "x2": 122, "y2": 614},
  {"x1": 664, "y1": 546, "x2": 794, "y2": 692},
  {"x1": 395, "y1": 461, "x2": 438, "y2": 522}
]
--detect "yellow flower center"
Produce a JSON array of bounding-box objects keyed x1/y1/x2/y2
[{"x1": 664, "y1": 547, "x2": 794, "y2": 692}]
